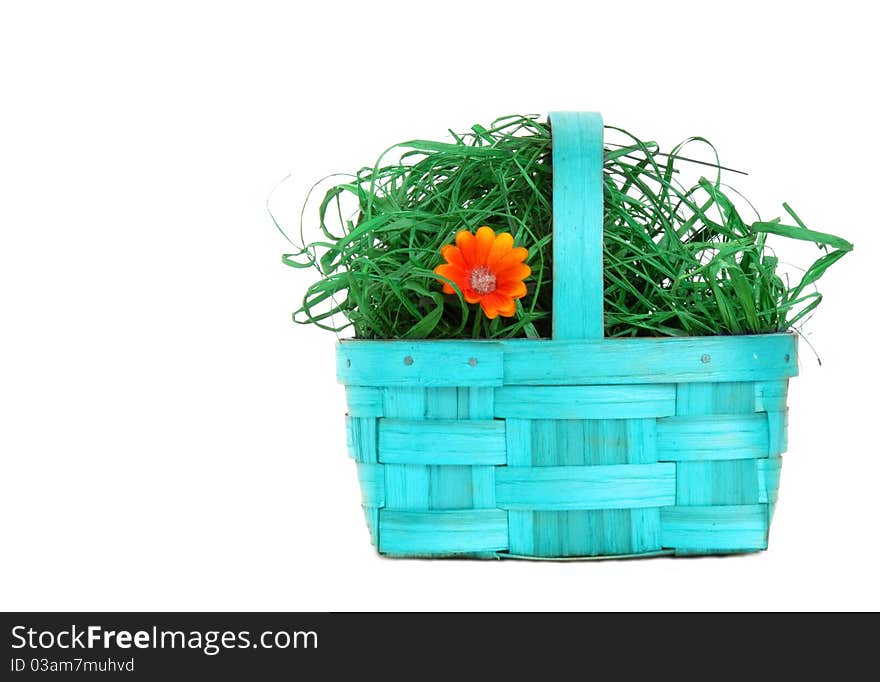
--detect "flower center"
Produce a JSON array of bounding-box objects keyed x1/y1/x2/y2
[{"x1": 469, "y1": 266, "x2": 497, "y2": 295}]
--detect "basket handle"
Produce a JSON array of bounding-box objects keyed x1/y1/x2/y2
[{"x1": 549, "y1": 111, "x2": 604, "y2": 340}]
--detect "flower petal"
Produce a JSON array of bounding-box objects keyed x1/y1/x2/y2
[
  {"x1": 497, "y1": 297, "x2": 517, "y2": 317},
  {"x1": 487, "y1": 232, "x2": 514, "y2": 268},
  {"x1": 496, "y1": 279, "x2": 527, "y2": 298},
  {"x1": 474, "y1": 226, "x2": 496, "y2": 266},
  {"x1": 442, "y1": 282, "x2": 456, "y2": 295},
  {"x1": 480, "y1": 296, "x2": 500, "y2": 319},
  {"x1": 441, "y1": 244, "x2": 468, "y2": 271},
  {"x1": 497, "y1": 262, "x2": 531, "y2": 283},
  {"x1": 455, "y1": 230, "x2": 476, "y2": 266},
  {"x1": 434, "y1": 263, "x2": 467, "y2": 284},
  {"x1": 463, "y1": 290, "x2": 482, "y2": 304},
  {"x1": 494, "y1": 246, "x2": 529, "y2": 273},
  {"x1": 480, "y1": 292, "x2": 517, "y2": 318}
]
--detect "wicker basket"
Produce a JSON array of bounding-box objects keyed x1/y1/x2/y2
[{"x1": 337, "y1": 111, "x2": 796, "y2": 559}]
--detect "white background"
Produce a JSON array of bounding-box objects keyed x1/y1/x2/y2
[{"x1": 2, "y1": 0, "x2": 878, "y2": 611}]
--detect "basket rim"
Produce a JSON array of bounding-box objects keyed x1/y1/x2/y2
[{"x1": 336, "y1": 333, "x2": 798, "y2": 387}]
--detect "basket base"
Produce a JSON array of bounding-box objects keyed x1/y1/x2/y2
[{"x1": 374, "y1": 548, "x2": 766, "y2": 561}]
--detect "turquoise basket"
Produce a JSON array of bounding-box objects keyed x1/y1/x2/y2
[{"x1": 336, "y1": 112, "x2": 796, "y2": 559}]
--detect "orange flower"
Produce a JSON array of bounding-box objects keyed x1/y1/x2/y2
[{"x1": 434, "y1": 226, "x2": 530, "y2": 319}]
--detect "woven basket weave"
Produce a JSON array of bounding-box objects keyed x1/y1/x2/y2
[{"x1": 337, "y1": 112, "x2": 796, "y2": 559}]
